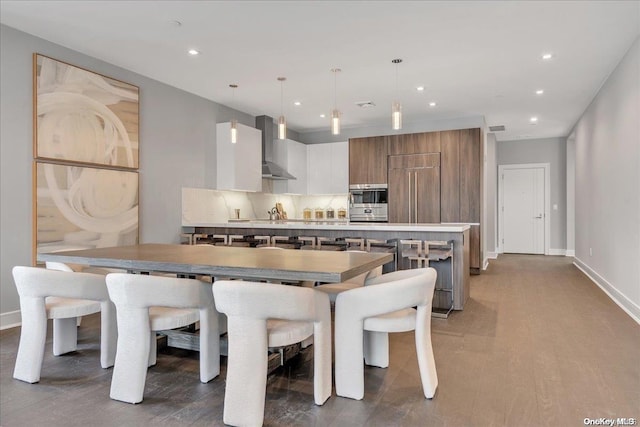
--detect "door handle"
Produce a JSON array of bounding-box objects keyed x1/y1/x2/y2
[{"x1": 534, "y1": 215, "x2": 543, "y2": 219}]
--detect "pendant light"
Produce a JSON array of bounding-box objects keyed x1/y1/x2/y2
[
  {"x1": 229, "y1": 84, "x2": 238, "y2": 144},
  {"x1": 392, "y1": 59, "x2": 402, "y2": 130},
  {"x1": 277, "y1": 77, "x2": 287, "y2": 140},
  {"x1": 331, "y1": 68, "x2": 341, "y2": 135}
]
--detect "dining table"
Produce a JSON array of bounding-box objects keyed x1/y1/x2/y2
[
  {"x1": 37, "y1": 243, "x2": 394, "y2": 370},
  {"x1": 36, "y1": 243, "x2": 394, "y2": 283}
]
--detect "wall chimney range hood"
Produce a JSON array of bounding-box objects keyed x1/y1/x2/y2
[{"x1": 256, "y1": 115, "x2": 296, "y2": 180}]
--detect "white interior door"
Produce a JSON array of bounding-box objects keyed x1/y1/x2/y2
[{"x1": 502, "y1": 167, "x2": 545, "y2": 254}]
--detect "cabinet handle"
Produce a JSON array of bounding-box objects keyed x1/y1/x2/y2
[
  {"x1": 414, "y1": 172, "x2": 418, "y2": 223},
  {"x1": 407, "y1": 172, "x2": 412, "y2": 223}
]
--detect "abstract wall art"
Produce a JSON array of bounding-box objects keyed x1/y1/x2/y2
[
  {"x1": 32, "y1": 54, "x2": 140, "y2": 258},
  {"x1": 34, "y1": 54, "x2": 139, "y2": 169}
]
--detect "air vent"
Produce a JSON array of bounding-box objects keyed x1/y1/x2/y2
[
  {"x1": 489, "y1": 125, "x2": 506, "y2": 132},
  {"x1": 355, "y1": 101, "x2": 376, "y2": 108}
]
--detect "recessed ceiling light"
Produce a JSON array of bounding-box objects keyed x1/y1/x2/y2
[
  {"x1": 188, "y1": 49, "x2": 200, "y2": 56},
  {"x1": 429, "y1": 102, "x2": 437, "y2": 107},
  {"x1": 536, "y1": 89, "x2": 544, "y2": 95},
  {"x1": 530, "y1": 116, "x2": 538, "y2": 124},
  {"x1": 320, "y1": 114, "x2": 326, "y2": 118},
  {"x1": 541, "y1": 53, "x2": 553, "y2": 60},
  {"x1": 293, "y1": 101, "x2": 301, "y2": 106},
  {"x1": 416, "y1": 86, "x2": 425, "y2": 92}
]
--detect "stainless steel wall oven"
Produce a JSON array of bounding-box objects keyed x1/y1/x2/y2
[{"x1": 349, "y1": 184, "x2": 388, "y2": 222}]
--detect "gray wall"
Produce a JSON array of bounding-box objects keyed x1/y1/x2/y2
[
  {"x1": 484, "y1": 133, "x2": 498, "y2": 258},
  {"x1": 497, "y1": 137, "x2": 567, "y2": 251},
  {"x1": 571, "y1": 37, "x2": 639, "y2": 318},
  {"x1": 0, "y1": 25, "x2": 253, "y2": 321}
]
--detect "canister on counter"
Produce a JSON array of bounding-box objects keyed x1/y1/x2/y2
[
  {"x1": 303, "y1": 207, "x2": 312, "y2": 220},
  {"x1": 326, "y1": 207, "x2": 335, "y2": 219},
  {"x1": 338, "y1": 207, "x2": 347, "y2": 219},
  {"x1": 314, "y1": 208, "x2": 324, "y2": 219}
]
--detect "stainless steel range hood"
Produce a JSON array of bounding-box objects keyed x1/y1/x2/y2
[{"x1": 256, "y1": 115, "x2": 297, "y2": 180}]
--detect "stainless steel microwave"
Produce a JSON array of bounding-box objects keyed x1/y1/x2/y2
[{"x1": 349, "y1": 184, "x2": 388, "y2": 222}]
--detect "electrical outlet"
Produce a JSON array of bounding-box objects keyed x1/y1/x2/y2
[
  {"x1": 553, "y1": 204, "x2": 558, "y2": 210},
  {"x1": 589, "y1": 248, "x2": 593, "y2": 256}
]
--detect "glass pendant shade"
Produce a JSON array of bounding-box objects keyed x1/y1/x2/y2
[
  {"x1": 392, "y1": 101, "x2": 402, "y2": 130},
  {"x1": 278, "y1": 115, "x2": 286, "y2": 140},
  {"x1": 331, "y1": 109, "x2": 341, "y2": 135},
  {"x1": 230, "y1": 119, "x2": 238, "y2": 144}
]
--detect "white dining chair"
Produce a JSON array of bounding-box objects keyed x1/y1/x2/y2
[
  {"x1": 12, "y1": 266, "x2": 117, "y2": 383},
  {"x1": 212, "y1": 280, "x2": 332, "y2": 427},
  {"x1": 314, "y1": 250, "x2": 382, "y2": 303},
  {"x1": 334, "y1": 268, "x2": 438, "y2": 400},
  {"x1": 105, "y1": 273, "x2": 220, "y2": 404}
]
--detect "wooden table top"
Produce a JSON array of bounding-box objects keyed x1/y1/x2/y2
[{"x1": 37, "y1": 243, "x2": 394, "y2": 283}]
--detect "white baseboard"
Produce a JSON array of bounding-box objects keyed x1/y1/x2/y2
[
  {"x1": 0, "y1": 310, "x2": 21, "y2": 330},
  {"x1": 548, "y1": 248, "x2": 566, "y2": 256},
  {"x1": 565, "y1": 250, "x2": 575, "y2": 257},
  {"x1": 487, "y1": 252, "x2": 498, "y2": 259},
  {"x1": 483, "y1": 258, "x2": 489, "y2": 270},
  {"x1": 574, "y1": 258, "x2": 640, "y2": 325}
]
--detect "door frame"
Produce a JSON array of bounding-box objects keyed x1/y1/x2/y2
[{"x1": 498, "y1": 163, "x2": 550, "y2": 255}]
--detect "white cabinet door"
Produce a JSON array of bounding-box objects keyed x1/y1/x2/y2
[
  {"x1": 216, "y1": 122, "x2": 262, "y2": 192},
  {"x1": 273, "y1": 139, "x2": 308, "y2": 194},
  {"x1": 286, "y1": 139, "x2": 308, "y2": 194},
  {"x1": 306, "y1": 143, "x2": 331, "y2": 194},
  {"x1": 307, "y1": 141, "x2": 348, "y2": 194},
  {"x1": 330, "y1": 141, "x2": 349, "y2": 193}
]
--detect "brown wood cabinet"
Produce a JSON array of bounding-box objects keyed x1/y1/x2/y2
[
  {"x1": 388, "y1": 154, "x2": 440, "y2": 223},
  {"x1": 348, "y1": 136, "x2": 388, "y2": 185},
  {"x1": 348, "y1": 127, "x2": 483, "y2": 274},
  {"x1": 440, "y1": 130, "x2": 460, "y2": 222},
  {"x1": 388, "y1": 132, "x2": 441, "y2": 155}
]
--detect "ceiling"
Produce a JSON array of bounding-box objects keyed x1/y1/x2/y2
[{"x1": 1, "y1": 1, "x2": 638, "y2": 141}]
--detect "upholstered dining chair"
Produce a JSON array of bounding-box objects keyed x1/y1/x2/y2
[
  {"x1": 334, "y1": 268, "x2": 438, "y2": 400},
  {"x1": 314, "y1": 250, "x2": 382, "y2": 303},
  {"x1": 12, "y1": 266, "x2": 117, "y2": 383},
  {"x1": 212, "y1": 280, "x2": 332, "y2": 427},
  {"x1": 105, "y1": 273, "x2": 220, "y2": 404}
]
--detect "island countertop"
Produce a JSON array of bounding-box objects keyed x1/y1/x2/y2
[{"x1": 182, "y1": 220, "x2": 470, "y2": 232}]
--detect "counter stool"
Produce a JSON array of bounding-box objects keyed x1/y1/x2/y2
[
  {"x1": 345, "y1": 238, "x2": 365, "y2": 251},
  {"x1": 228, "y1": 235, "x2": 249, "y2": 247},
  {"x1": 181, "y1": 233, "x2": 208, "y2": 245},
  {"x1": 298, "y1": 236, "x2": 316, "y2": 250},
  {"x1": 400, "y1": 239, "x2": 424, "y2": 269},
  {"x1": 366, "y1": 238, "x2": 398, "y2": 272},
  {"x1": 212, "y1": 234, "x2": 228, "y2": 246},
  {"x1": 271, "y1": 235, "x2": 290, "y2": 246},
  {"x1": 424, "y1": 240, "x2": 454, "y2": 319},
  {"x1": 255, "y1": 235, "x2": 272, "y2": 247}
]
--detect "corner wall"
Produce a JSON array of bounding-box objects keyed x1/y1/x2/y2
[{"x1": 572, "y1": 37, "x2": 640, "y2": 321}]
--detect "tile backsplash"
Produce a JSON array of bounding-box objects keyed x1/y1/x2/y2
[{"x1": 182, "y1": 187, "x2": 348, "y2": 225}]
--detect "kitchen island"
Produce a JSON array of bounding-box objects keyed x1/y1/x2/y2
[{"x1": 182, "y1": 221, "x2": 470, "y2": 311}]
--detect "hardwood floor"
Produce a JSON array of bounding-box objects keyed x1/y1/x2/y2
[{"x1": 1, "y1": 255, "x2": 638, "y2": 426}]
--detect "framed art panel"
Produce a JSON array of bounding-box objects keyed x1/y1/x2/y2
[
  {"x1": 34, "y1": 54, "x2": 139, "y2": 169},
  {"x1": 34, "y1": 161, "x2": 139, "y2": 256}
]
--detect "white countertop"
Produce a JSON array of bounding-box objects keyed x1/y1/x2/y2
[{"x1": 183, "y1": 220, "x2": 470, "y2": 232}]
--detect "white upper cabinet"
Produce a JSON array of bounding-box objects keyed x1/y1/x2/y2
[
  {"x1": 273, "y1": 139, "x2": 308, "y2": 194},
  {"x1": 216, "y1": 122, "x2": 262, "y2": 192},
  {"x1": 307, "y1": 141, "x2": 348, "y2": 194}
]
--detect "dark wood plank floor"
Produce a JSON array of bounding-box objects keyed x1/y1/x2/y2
[{"x1": 1, "y1": 255, "x2": 638, "y2": 426}]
